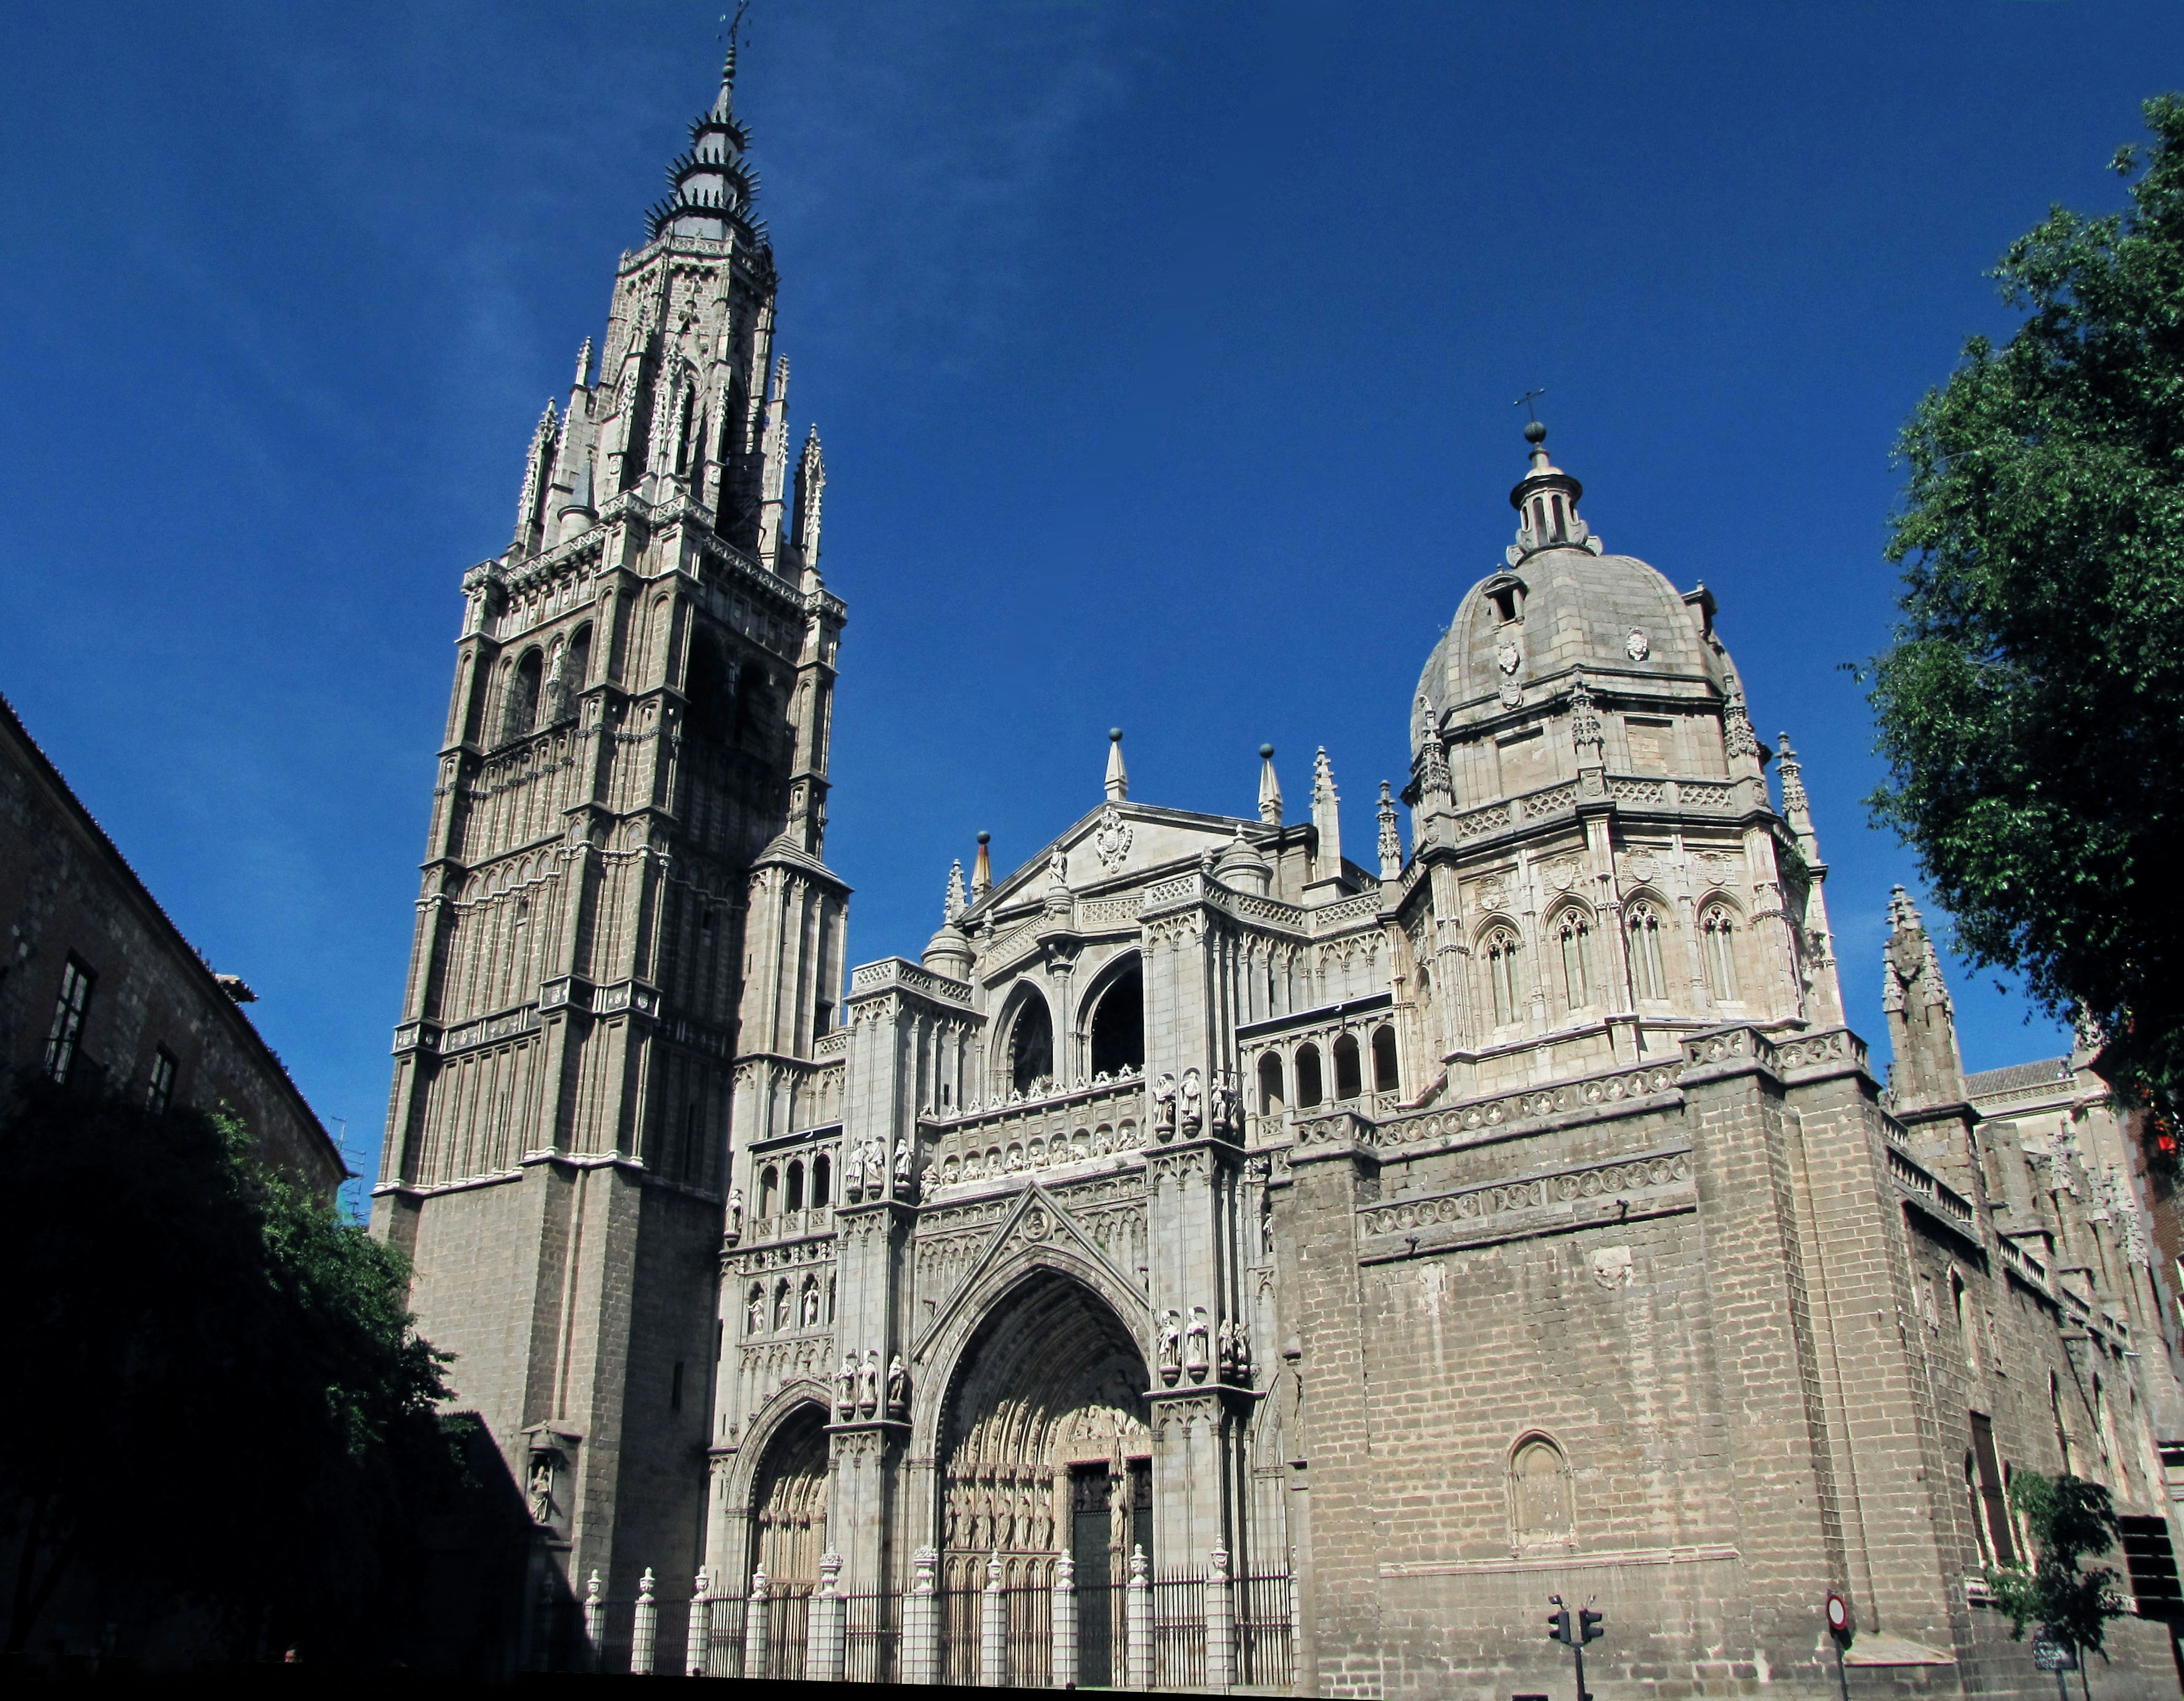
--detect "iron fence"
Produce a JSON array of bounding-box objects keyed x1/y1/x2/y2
[
  {"x1": 939, "y1": 1580, "x2": 983, "y2": 1686},
  {"x1": 844, "y1": 1588, "x2": 901, "y2": 1683},
  {"x1": 1002, "y1": 1583, "x2": 1054, "y2": 1688},
  {"x1": 1152, "y1": 1568, "x2": 1207, "y2": 1691},
  {"x1": 1236, "y1": 1568, "x2": 1296, "y2": 1689},
  {"x1": 696, "y1": 1594, "x2": 747, "y2": 1679},
  {"x1": 764, "y1": 1586, "x2": 811, "y2": 1681}
]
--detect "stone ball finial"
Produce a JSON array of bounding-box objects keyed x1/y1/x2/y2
[
  {"x1": 977, "y1": 830, "x2": 990, "y2": 845},
  {"x1": 1259, "y1": 743, "x2": 1275, "y2": 759},
  {"x1": 1524, "y1": 419, "x2": 1548, "y2": 445},
  {"x1": 1110, "y1": 727, "x2": 1123, "y2": 743}
]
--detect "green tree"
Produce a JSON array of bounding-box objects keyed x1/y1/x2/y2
[
  {"x1": 1986, "y1": 1471, "x2": 2128, "y2": 1698},
  {"x1": 1868, "y1": 94, "x2": 2184, "y2": 1112},
  {"x1": 0, "y1": 1078, "x2": 455, "y2": 1663}
]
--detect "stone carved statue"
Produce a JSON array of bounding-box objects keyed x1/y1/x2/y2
[
  {"x1": 528, "y1": 1455, "x2": 555, "y2": 1525},
  {"x1": 726, "y1": 1187, "x2": 744, "y2": 1242},
  {"x1": 1185, "y1": 1306, "x2": 1210, "y2": 1381},
  {"x1": 886, "y1": 1354, "x2": 909, "y2": 1418},
  {"x1": 1047, "y1": 849, "x2": 1069, "y2": 891},
  {"x1": 857, "y1": 1348, "x2": 881, "y2": 1417},
  {"x1": 1210, "y1": 1074, "x2": 1239, "y2": 1140},
  {"x1": 835, "y1": 1355, "x2": 859, "y2": 1421},
  {"x1": 1152, "y1": 1073, "x2": 1177, "y2": 1141},
  {"x1": 1157, "y1": 1309, "x2": 1182, "y2": 1385},
  {"x1": 746, "y1": 1286, "x2": 765, "y2": 1336},
  {"x1": 1180, "y1": 1069, "x2": 1203, "y2": 1139},
  {"x1": 893, "y1": 1136, "x2": 911, "y2": 1186},
  {"x1": 801, "y1": 1280, "x2": 822, "y2": 1329}
]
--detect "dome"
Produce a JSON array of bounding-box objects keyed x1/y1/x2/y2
[{"x1": 1412, "y1": 430, "x2": 1725, "y2": 762}]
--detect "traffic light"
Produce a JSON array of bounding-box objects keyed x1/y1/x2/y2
[
  {"x1": 1579, "y1": 1606, "x2": 1604, "y2": 1644},
  {"x1": 1546, "y1": 1601, "x2": 1573, "y2": 1646}
]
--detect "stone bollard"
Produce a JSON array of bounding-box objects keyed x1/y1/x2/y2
[
  {"x1": 581, "y1": 1569, "x2": 604, "y2": 1673},
  {"x1": 743, "y1": 1566, "x2": 770, "y2": 1680},
  {"x1": 630, "y1": 1567, "x2": 657, "y2": 1675},
  {"x1": 687, "y1": 1570, "x2": 712, "y2": 1678},
  {"x1": 1124, "y1": 1545, "x2": 1152, "y2": 1690},
  {"x1": 1205, "y1": 1546, "x2": 1234, "y2": 1690},
  {"x1": 809, "y1": 1551, "x2": 847, "y2": 1683},
  {"x1": 981, "y1": 1551, "x2": 1007, "y2": 1687},
  {"x1": 1052, "y1": 1554, "x2": 1078, "y2": 1690},
  {"x1": 902, "y1": 1545, "x2": 940, "y2": 1685}
]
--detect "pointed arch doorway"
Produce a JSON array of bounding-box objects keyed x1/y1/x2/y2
[
  {"x1": 938, "y1": 1269, "x2": 1151, "y2": 1687},
  {"x1": 748, "y1": 1402, "x2": 830, "y2": 1592}
]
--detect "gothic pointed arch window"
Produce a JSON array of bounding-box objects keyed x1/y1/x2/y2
[
  {"x1": 1701, "y1": 903, "x2": 1739, "y2": 1001},
  {"x1": 1626, "y1": 904, "x2": 1669, "y2": 1002},
  {"x1": 1509, "y1": 1433, "x2": 1574, "y2": 1550},
  {"x1": 503, "y1": 648, "x2": 544, "y2": 743},
  {"x1": 1088, "y1": 958, "x2": 1144, "y2": 1078},
  {"x1": 1006, "y1": 988, "x2": 1054, "y2": 1095},
  {"x1": 1553, "y1": 905, "x2": 1596, "y2": 1012},
  {"x1": 1953, "y1": 1270, "x2": 1980, "y2": 1371},
  {"x1": 1484, "y1": 928, "x2": 1524, "y2": 1027}
]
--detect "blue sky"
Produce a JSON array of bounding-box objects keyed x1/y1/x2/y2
[{"x1": 2, "y1": 2, "x2": 2173, "y2": 1206}]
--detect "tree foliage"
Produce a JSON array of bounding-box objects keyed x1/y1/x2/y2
[
  {"x1": 1869, "y1": 94, "x2": 2184, "y2": 1109},
  {"x1": 1985, "y1": 1471, "x2": 2128, "y2": 1669},
  {"x1": 0, "y1": 1078, "x2": 456, "y2": 1662}
]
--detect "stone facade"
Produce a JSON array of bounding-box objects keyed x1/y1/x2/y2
[
  {"x1": 0, "y1": 689, "x2": 341, "y2": 1191},
  {"x1": 377, "y1": 51, "x2": 2184, "y2": 1696}
]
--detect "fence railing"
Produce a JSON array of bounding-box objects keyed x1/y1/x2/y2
[{"x1": 576, "y1": 1542, "x2": 1294, "y2": 1688}]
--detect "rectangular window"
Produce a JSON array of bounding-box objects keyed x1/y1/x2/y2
[
  {"x1": 1970, "y1": 1413, "x2": 2017, "y2": 1566},
  {"x1": 2121, "y1": 1514, "x2": 2184, "y2": 1620},
  {"x1": 1626, "y1": 717, "x2": 1672, "y2": 774},
  {"x1": 43, "y1": 955, "x2": 94, "y2": 1085},
  {"x1": 147, "y1": 1045, "x2": 177, "y2": 1114}
]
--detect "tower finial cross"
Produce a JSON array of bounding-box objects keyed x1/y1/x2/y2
[{"x1": 1514, "y1": 388, "x2": 1548, "y2": 424}]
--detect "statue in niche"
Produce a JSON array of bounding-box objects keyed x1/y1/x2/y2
[
  {"x1": 886, "y1": 1354, "x2": 909, "y2": 1418},
  {"x1": 801, "y1": 1280, "x2": 821, "y2": 1330},
  {"x1": 1048, "y1": 849, "x2": 1069, "y2": 891},
  {"x1": 857, "y1": 1348, "x2": 880, "y2": 1417},
  {"x1": 1217, "y1": 1318, "x2": 1237, "y2": 1378},
  {"x1": 727, "y1": 1187, "x2": 744, "y2": 1242},
  {"x1": 835, "y1": 1355, "x2": 858, "y2": 1421},
  {"x1": 1211, "y1": 1074, "x2": 1239, "y2": 1140},
  {"x1": 1185, "y1": 1306, "x2": 1211, "y2": 1381},
  {"x1": 894, "y1": 1136, "x2": 911, "y2": 1186},
  {"x1": 1157, "y1": 1309, "x2": 1183, "y2": 1385},
  {"x1": 528, "y1": 1455, "x2": 556, "y2": 1525},
  {"x1": 1180, "y1": 1069, "x2": 1203, "y2": 1138},
  {"x1": 746, "y1": 1286, "x2": 766, "y2": 1336},
  {"x1": 1152, "y1": 1073, "x2": 1177, "y2": 1141}
]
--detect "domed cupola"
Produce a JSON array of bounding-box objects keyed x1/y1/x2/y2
[{"x1": 1507, "y1": 420, "x2": 1600, "y2": 565}]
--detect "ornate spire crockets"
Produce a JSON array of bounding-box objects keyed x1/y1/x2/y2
[
  {"x1": 1106, "y1": 729, "x2": 1128, "y2": 802},
  {"x1": 1506, "y1": 420, "x2": 1598, "y2": 564},
  {"x1": 1311, "y1": 748, "x2": 1342, "y2": 878},
  {"x1": 648, "y1": 34, "x2": 761, "y2": 243},
  {"x1": 944, "y1": 859, "x2": 967, "y2": 923},
  {"x1": 1258, "y1": 744, "x2": 1282, "y2": 826},
  {"x1": 1376, "y1": 780, "x2": 1404, "y2": 882},
  {"x1": 791, "y1": 425, "x2": 825, "y2": 572},
  {"x1": 1881, "y1": 885, "x2": 1965, "y2": 1111}
]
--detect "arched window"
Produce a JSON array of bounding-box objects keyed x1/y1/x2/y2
[
  {"x1": 504, "y1": 649, "x2": 544, "y2": 743},
  {"x1": 1953, "y1": 1271, "x2": 1980, "y2": 1370},
  {"x1": 1509, "y1": 1434, "x2": 1574, "y2": 1549},
  {"x1": 786, "y1": 1160, "x2": 805, "y2": 1214},
  {"x1": 1486, "y1": 928, "x2": 1523, "y2": 1026},
  {"x1": 759, "y1": 1164, "x2": 780, "y2": 1218},
  {"x1": 1333, "y1": 1034, "x2": 1363, "y2": 1101},
  {"x1": 1701, "y1": 906, "x2": 1738, "y2": 1001},
  {"x1": 1089, "y1": 960, "x2": 1144, "y2": 1077},
  {"x1": 1296, "y1": 1044, "x2": 1323, "y2": 1110},
  {"x1": 1556, "y1": 908, "x2": 1596, "y2": 1011},
  {"x1": 1372, "y1": 1026, "x2": 1399, "y2": 1093},
  {"x1": 1007, "y1": 991, "x2": 1054, "y2": 1094},
  {"x1": 773, "y1": 1278, "x2": 792, "y2": 1332},
  {"x1": 1258, "y1": 1054, "x2": 1286, "y2": 1115},
  {"x1": 1627, "y1": 905, "x2": 1668, "y2": 1001},
  {"x1": 567, "y1": 622, "x2": 593, "y2": 694},
  {"x1": 1965, "y1": 1454, "x2": 1995, "y2": 1567},
  {"x1": 812, "y1": 1152, "x2": 831, "y2": 1207}
]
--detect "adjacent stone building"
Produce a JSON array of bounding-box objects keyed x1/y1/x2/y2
[
  {"x1": 0, "y1": 689, "x2": 341, "y2": 1191},
  {"x1": 373, "y1": 49, "x2": 2184, "y2": 1695}
]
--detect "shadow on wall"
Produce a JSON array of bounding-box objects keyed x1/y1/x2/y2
[{"x1": 397, "y1": 1412, "x2": 536, "y2": 1680}]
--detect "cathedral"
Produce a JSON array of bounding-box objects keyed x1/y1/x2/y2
[{"x1": 371, "y1": 48, "x2": 2184, "y2": 1697}]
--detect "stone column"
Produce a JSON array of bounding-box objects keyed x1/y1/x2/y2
[
  {"x1": 1052, "y1": 1554, "x2": 1078, "y2": 1690},
  {"x1": 902, "y1": 1545, "x2": 940, "y2": 1685},
  {"x1": 1124, "y1": 1546, "x2": 1152, "y2": 1690},
  {"x1": 629, "y1": 1567, "x2": 657, "y2": 1675},
  {"x1": 577, "y1": 1568, "x2": 603, "y2": 1673},
  {"x1": 1205, "y1": 1546, "x2": 1234, "y2": 1690},
  {"x1": 686, "y1": 1571, "x2": 711, "y2": 1677},
  {"x1": 980, "y1": 1553, "x2": 1006, "y2": 1687},
  {"x1": 742, "y1": 1566, "x2": 769, "y2": 1680},
  {"x1": 808, "y1": 1551, "x2": 846, "y2": 1683}
]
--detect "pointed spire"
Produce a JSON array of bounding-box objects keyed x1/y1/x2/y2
[
  {"x1": 1882, "y1": 885, "x2": 1964, "y2": 1110},
  {"x1": 1776, "y1": 732, "x2": 1811, "y2": 825},
  {"x1": 944, "y1": 859, "x2": 967, "y2": 922},
  {"x1": 756, "y1": 357, "x2": 791, "y2": 570},
  {"x1": 512, "y1": 399, "x2": 560, "y2": 551},
  {"x1": 792, "y1": 425, "x2": 825, "y2": 568},
  {"x1": 647, "y1": 32, "x2": 760, "y2": 244},
  {"x1": 1311, "y1": 747, "x2": 1341, "y2": 877},
  {"x1": 1258, "y1": 745, "x2": 1282, "y2": 826},
  {"x1": 574, "y1": 337, "x2": 594, "y2": 390},
  {"x1": 971, "y1": 831, "x2": 992, "y2": 902},
  {"x1": 1376, "y1": 781, "x2": 1403, "y2": 882},
  {"x1": 1105, "y1": 729, "x2": 1128, "y2": 802}
]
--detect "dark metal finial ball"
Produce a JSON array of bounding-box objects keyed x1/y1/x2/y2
[
  {"x1": 1259, "y1": 743, "x2": 1275, "y2": 759},
  {"x1": 1110, "y1": 727, "x2": 1123, "y2": 742},
  {"x1": 1524, "y1": 419, "x2": 1548, "y2": 445},
  {"x1": 977, "y1": 830, "x2": 990, "y2": 845}
]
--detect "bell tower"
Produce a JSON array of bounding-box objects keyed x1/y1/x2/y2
[{"x1": 371, "y1": 43, "x2": 848, "y2": 1661}]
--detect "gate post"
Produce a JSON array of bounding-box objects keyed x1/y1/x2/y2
[
  {"x1": 810, "y1": 1551, "x2": 847, "y2": 1683},
  {"x1": 629, "y1": 1567, "x2": 658, "y2": 1675},
  {"x1": 1124, "y1": 1545, "x2": 1152, "y2": 1690},
  {"x1": 981, "y1": 1552, "x2": 1007, "y2": 1687},
  {"x1": 1052, "y1": 1554, "x2": 1078, "y2": 1690},
  {"x1": 743, "y1": 1566, "x2": 770, "y2": 1679},
  {"x1": 687, "y1": 1570, "x2": 712, "y2": 1677},
  {"x1": 1205, "y1": 1546, "x2": 1234, "y2": 1690},
  {"x1": 903, "y1": 1544, "x2": 940, "y2": 1685},
  {"x1": 581, "y1": 1569, "x2": 603, "y2": 1673}
]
